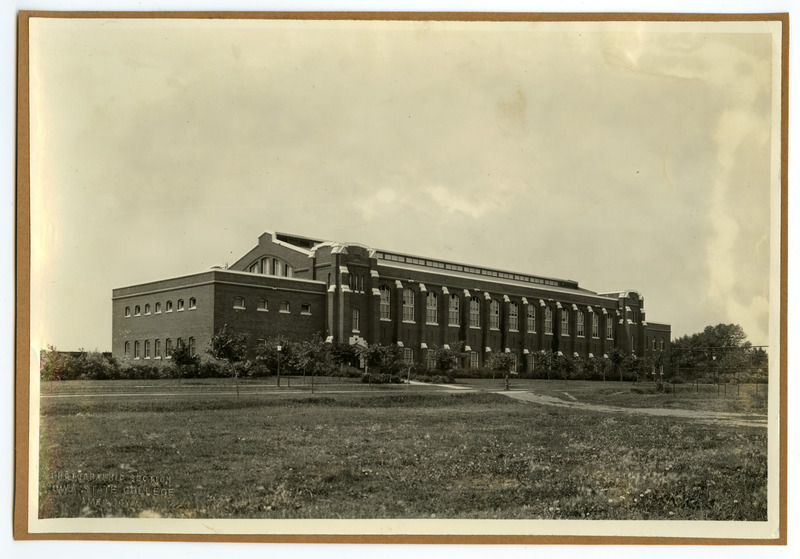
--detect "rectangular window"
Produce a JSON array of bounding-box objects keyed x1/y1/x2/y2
[
  {"x1": 592, "y1": 314, "x2": 599, "y2": 338},
  {"x1": 489, "y1": 300, "x2": 500, "y2": 330},
  {"x1": 527, "y1": 353, "x2": 535, "y2": 373},
  {"x1": 280, "y1": 301, "x2": 290, "y2": 313},
  {"x1": 426, "y1": 292, "x2": 438, "y2": 325},
  {"x1": 165, "y1": 338, "x2": 172, "y2": 358},
  {"x1": 403, "y1": 347, "x2": 414, "y2": 365},
  {"x1": 379, "y1": 286, "x2": 391, "y2": 320},
  {"x1": 545, "y1": 307, "x2": 553, "y2": 334},
  {"x1": 154, "y1": 339, "x2": 161, "y2": 359},
  {"x1": 577, "y1": 311, "x2": 585, "y2": 337},
  {"x1": 426, "y1": 349, "x2": 436, "y2": 370},
  {"x1": 134, "y1": 341, "x2": 140, "y2": 359},
  {"x1": 258, "y1": 299, "x2": 268, "y2": 312},
  {"x1": 561, "y1": 309, "x2": 569, "y2": 336},
  {"x1": 352, "y1": 308, "x2": 360, "y2": 332},
  {"x1": 448, "y1": 295, "x2": 460, "y2": 326},
  {"x1": 469, "y1": 298, "x2": 480, "y2": 328},
  {"x1": 403, "y1": 289, "x2": 415, "y2": 322},
  {"x1": 233, "y1": 296, "x2": 245, "y2": 309},
  {"x1": 607, "y1": 316, "x2": 614, "y2": 339},
  {"x1": 301, "y1": 304, "x2": 311, "y2": 315},
  {"x1": 189, "y1": 337, "x2": 196, "y2": 357},
  {"x1": 508, "y1": 303, "x2": 519, "y2": 331},
  {"x1": 510, "y1": 353, "x2": 518, "y2": 373},
  {"x1": 469, "y1": 351, "x2": 480, "y2": 369},
  {"x1": 527, "y1": 305, "x2": 535, "y2": 333}
]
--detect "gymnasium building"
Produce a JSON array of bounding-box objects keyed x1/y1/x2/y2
[{"x1": 111, "y1": 231, "x2": 671, "y2": 373}]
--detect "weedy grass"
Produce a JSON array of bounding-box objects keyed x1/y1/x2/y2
[
  {"x1": 38, "y1": 388, "x2": 767, "y2": 521},
  {"x1": 461, "y1": 378, "x2": 769, "y2": 415}
]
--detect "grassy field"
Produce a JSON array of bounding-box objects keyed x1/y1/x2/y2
[{"x1": 38, "y1": 379, "x2": 768, "y2": 521}]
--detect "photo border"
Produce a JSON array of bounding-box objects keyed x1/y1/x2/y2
[{"x1": 14, "y1": 9, "x2": 789, "y2": 545}]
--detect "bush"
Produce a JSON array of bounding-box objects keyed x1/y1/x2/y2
[{"x1": 361, "y1": 373, "x2": 403, "y2": 384}]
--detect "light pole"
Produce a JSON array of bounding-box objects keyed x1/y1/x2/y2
[{"x1": 276, "y1": 344, "x2": 282, "y2": 389}]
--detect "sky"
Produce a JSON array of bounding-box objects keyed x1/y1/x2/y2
[{"x1": 27, "y1": 17, "x2": 780, "y2": 351}]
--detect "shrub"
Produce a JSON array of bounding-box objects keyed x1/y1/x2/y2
[{"x1": 361, "y1": 373, "x2": 403, "y2": 384}]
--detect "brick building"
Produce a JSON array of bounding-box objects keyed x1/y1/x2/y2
[{"x1": 112, "y1": 231, "x2": 671, "y2": 372}]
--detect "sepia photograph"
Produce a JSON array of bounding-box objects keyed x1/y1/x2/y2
[{"x1": 16, "y1": 8, "x2": 786, "y2": 545}]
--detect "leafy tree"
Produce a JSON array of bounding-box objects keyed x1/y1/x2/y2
[
  {"x1": 296, "y1": 336, "x2": 333, "y2": 382},
  {"x1": 431, "y1": 341, "x2": 465, "y2": 375},
  {"x1": 40, "y1": 346, "x2": 75, "y2": 381},
  {"x1": 329, "y1": 341, "x2": 358, "y2": 373},
  {"x1": 207, "y1": 325, "x2": 249, "y2": 397},
  {"x1": 486, "y1": 351, "x2": 516, "y2": 390},
  {"x1": 671, "y1": 323, "x2": 760, "y2": 383},
  {"x1": 357, "y1": 344, "x2": 403, "y2": 376},
  {"x1": 170, "y1": 343, "x2": 199, "y2": 383}
]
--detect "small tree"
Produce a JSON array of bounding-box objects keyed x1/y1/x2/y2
[
  {"x1": 431, "y1": 341, "x2": 465, "y2": 378},
  {"x1": 170, "y1": 343, "x2": 198, "y2": 384},
  {"x1": 486, "y1": 352, "x2": 516, "y2": 390},
  {"x1": 207, "y1": 325, "x2": 249, "y2": 397}
]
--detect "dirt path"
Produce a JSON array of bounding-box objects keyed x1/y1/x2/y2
[{"x1": 498, "y1": 390, "x2": 768, "y2": 428}]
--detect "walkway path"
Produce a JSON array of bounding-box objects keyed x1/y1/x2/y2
[{"x1": 497, "y1": 390, "x2": 768, "y2": 428}]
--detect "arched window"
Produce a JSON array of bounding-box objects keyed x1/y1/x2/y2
[
  {"x1": 144, "y1": 303, "x2": 151, "y2": 315},
  {"x1": 124, "y1": 341, "x2": 130, "y2": 356},
  {"x1": 561, "y1": 308, "x2": 569, "y2": 336},
  {"x1": 426, "y1": 292, "x2": 438, "y2": 324},
  {"x1": 577, "y1": 311, "x2": 585, "y2": 337},
  {"x1": 189, "y1": 297, "x2": 196, "y2": 309},
  {"x1": 508, "y1": 302, "x2": 519, "y2": 331},
  {"x1": 134, "y1": 305, "x2": 141, "y2": 316},
  {"x1": 134, "y1": 341, "x2": 140, "y2": 359},
  {"x1": 165, "y1": 338, "x2": 172, "y2": 357},
  {"x1": 379, "y1": 286, "x2": 391, "y2": 320},
  {"x1": 155, "y1": 302, "x2": 161, "y2": 314},
  {"x1": 154, "y1": 339, "x2": 161, "y2": 359},
  {"x1": 352, "y1": 308, "x2": 360, "y2": 331},
  {"x1": 177, "y1": 299, "x2": 185, "y2": 311},
  {"x1": 124, "y1": 306, "x2": 131, "y2": 318},
  {"x1": 545, "y1": 307, "x2": 553, "y2": 334},
  {"x1": 448, "y1": 294, "x2": 460, "y2": 326},
  {"x1": 144, "y1": 340, "x2": 151, "y2": 359},
  {"x1": 527, "y1": 305, "x2": 536, "y2": 333},
  {"x1": 592, "y1": 314, "x2": 599, "y2": 338},
  {"x1": 489, "y1": 299, "x2": 500, "y2": 330},
  {"x1": 166, "y1": 300, "x2": 173, "y2": 312},
  {"x1": 469, "y1": 297, "x2": 481, "y2": 328},
  {"x1": 403, "y1": 288, "x2": 415, "y2": 322}
]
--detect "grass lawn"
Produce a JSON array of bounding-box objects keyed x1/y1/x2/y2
[
  {"x1": 38, "y1": 382, "x2": 768, "y2": 521},
  {"x1": 460, "y1": 378, "x2": 769, "y2": 415}
]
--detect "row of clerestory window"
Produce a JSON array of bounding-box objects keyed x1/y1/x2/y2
[
  {"x1": 232, "y1": 296, "x2": 311, "y2": 315},
  {"x1": 124, "y1": 298, "x2": 196, "y2": 317}
]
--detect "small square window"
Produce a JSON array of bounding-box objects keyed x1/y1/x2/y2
[
  {"x1": 233, "y1": 296, "x2": 246, "y2": 309},
  {"x1": 257, "y1": 299, "x2": 269, "y2": 312},
  {"x1": 301, "y1": 304, "x2": 311, "y2": 315},
  {"x1": 280, "y1": 301, "x2": 290, "y2": 313}
]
